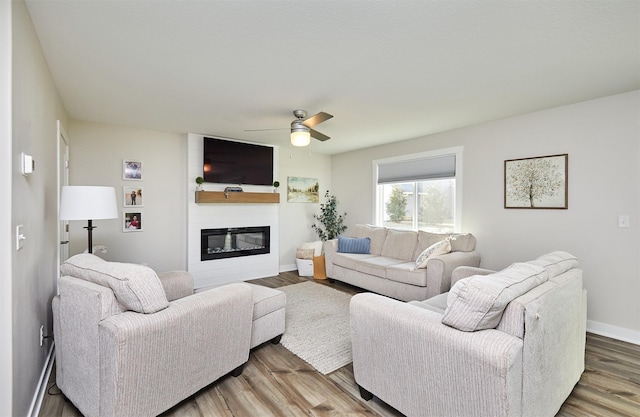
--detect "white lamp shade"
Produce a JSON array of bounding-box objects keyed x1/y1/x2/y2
[
  {"x1": 291, "y1": 131, "x2": 311, "y2": 147},
  {"x1": 60, "y1": 186, "x2": 118, "y2": 220}
]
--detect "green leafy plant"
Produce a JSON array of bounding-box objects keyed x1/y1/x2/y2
[
  {"x1": 386, "y1": 186, "x2": 407, "y2": 222},
  {"x1": 312, "y1": 190, "x2": 347, "y2": 241}
]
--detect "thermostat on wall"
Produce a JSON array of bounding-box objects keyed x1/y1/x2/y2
[{"x1": 22, "y1": 153, "x2": 34, "y2": 175}]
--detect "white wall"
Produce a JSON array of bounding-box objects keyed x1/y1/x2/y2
[
  {"x1": 68, "y1": 121, "x2": 187, "y2": 272},
  {"x1": 332, "y1": 91, "x2": 640, "y2": 342},
  {"x1": 11, "y1": 0, "x2": 70, "y2": 414},
  {"x1": 278, "y1": 147, "x2": 332, "y2": 271}
]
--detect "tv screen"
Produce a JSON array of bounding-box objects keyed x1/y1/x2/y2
[{"x1": 203, "y1": 137, "x2": 274, "y2": 186}]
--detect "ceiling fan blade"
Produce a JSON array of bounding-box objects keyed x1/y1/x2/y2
[
  {"x1": 310, "y1": 129, "x2": 330, "y2": 142},
  {"x1": 302, "y1": 112, "x2": 333, "y2": 128},
  {"x1": 244, "y1": 128, "x2": 288, "y2": 132}
]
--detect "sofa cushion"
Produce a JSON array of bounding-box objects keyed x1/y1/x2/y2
[
  {"x1": 380, "y1": 229, "x2": 417, "y2": 261},
  {"x1": 355, "y1": 257, "x2": 405, "y2": 279},
  {"x1": 338, "y1": 235, "x2": 371, "y2": 254},
  {"x1": 410, "y1": 292, "x2": 448, "y2": 314},
  {"x1": 60, "y1": 253, "x2": 169, "y2": 314},
  {"x1": 414, "y1": 239, "x2": 451, "y2": 269},
  {"x1": 332, "y1": 252, "x2": 377, "y2": 270},
  {"x1": 442, "y1": 263, "x2": 548, "y2": 332},
  {"x1": 528, "y1": 251, "x2": 578, "y2": 278},
  {"x1": 351, "y1": 224, "x2": 387, "y2": 255},
  {"x1": 386, "y1": 262, "x2": 429, "y2": 287}
]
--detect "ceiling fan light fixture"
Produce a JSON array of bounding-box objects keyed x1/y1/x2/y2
[{"x1": 291, "y1": 130, "x2": 311, "y2": 147}]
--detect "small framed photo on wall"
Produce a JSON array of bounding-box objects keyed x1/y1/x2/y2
[
  {"x1": 123, "y1": 186, "x2": 143, "y2": 207},
  {"x1": 123, "y1": 160, "x2": 143, "y2": 180},
  {"x1": 123, "y1": 211, "x2": 143, "y2": 232}
]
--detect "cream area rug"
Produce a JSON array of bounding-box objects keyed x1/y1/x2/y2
[{"x1": 278, "y1": 281, "x2": 353, "y2": 375}]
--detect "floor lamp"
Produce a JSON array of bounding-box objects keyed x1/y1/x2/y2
[{"x1": 59, "y1": 186, "x2": 118, "y2": 254}]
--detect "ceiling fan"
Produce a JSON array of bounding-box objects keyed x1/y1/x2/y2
[{"x1": 245, "y1": 110, "x2": 333, "y2": 147}]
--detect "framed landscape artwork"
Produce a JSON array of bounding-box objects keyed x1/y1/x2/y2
[
  {"x1": 504, "y1": 154, "x2": 568, "y2": 209},
  {"x1": 287, "y1": 177, "x2": 319, "y2": 203}
]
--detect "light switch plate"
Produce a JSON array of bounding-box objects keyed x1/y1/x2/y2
[
  {"x1": 618, "y1": 215, "x2": 630, "y2": 228},
  {"x1": 16, "y1": 225, "x2": 25, "y2": 250},
  {"x1": 22, "y1": 153, "x2": 34, "y2": 175}
]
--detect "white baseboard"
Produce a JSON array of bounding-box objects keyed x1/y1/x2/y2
[
  {"x1": 28, "y1": 342, "x2": 55, "y2": 417},
  {"x1": 587, "y1": 320, "x2": 640, "y2": 346},
  {"x1": 280, "y1": 263, "x2": 297, "y2": 273}
]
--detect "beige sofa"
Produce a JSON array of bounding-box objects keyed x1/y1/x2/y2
[
  {"x1": 53, "y1": 254, "x2": 254, "y2": 417},
  {"x1": 323, "y1": 224, "x2": 481, "y2": 301},
  {"x1": 350, "y1": 251, "x2": 587, "y2": 417}
]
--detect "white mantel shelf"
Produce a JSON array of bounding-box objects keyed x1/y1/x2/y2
[{"x1": 195, "y1": 191, "x2": 280, "y2": 204}]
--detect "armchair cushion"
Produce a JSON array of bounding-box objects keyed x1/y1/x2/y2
[
  {"x1": 61, "y1": 253, "x2": 169, "y2": 314},
  {"x1": 442, "y1": 263, "x2": 548, "y2": 331}
]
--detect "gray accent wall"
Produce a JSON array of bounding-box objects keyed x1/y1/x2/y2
[{"x1": 331, "y1": 91, "x2": 640, "y2": 341}]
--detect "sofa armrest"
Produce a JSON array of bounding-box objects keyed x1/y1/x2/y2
[
  {"x1": 157, "y1": 270, "x2": 194, "y2": 301},
  {"x1": 99, "y1": 283, "x2": 253, "y2": 417},
  {"x1": 425, "y1": 250, "x2": 481, "y2": 294},
  {"x1": 450, "y1": 266, "x2": 495, "y2": 288},
  {"x1": 323, "y1": 239, "x2": 338, "y2": 277},
  {"x1": 350, "y1": 293, "x2": 523, "y2": 417}
]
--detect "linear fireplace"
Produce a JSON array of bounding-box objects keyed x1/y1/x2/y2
[{"x1": 201, "y1": 226, "x2": 270, "y2": 261}]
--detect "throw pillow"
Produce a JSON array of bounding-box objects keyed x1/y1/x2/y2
[
  {"x1": 61, "y1": 253, "x2": 169, "y2": 314},
  {"x1": 337, "y1": 236, "x2": 371, "y2": 254},
  {"x1": 414, "y1": 239, "x2": 451, "y2": 269},
  {"x1": 442, "y1": 263, "x2": 548, "y2": 332},
  {"x1": 296, "y1": 248, "x2": 315, "y2": 259}
]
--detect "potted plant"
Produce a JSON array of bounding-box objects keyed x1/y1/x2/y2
[
  {"x1": 312, "y1": 190, "x2": 347, "y2": 241},
  {"x1": 273, "y1": 180, "x2": 280, "y2": 193},
  {"x1": 195, "y1": 176, "x2": 204, "y2": 191}
]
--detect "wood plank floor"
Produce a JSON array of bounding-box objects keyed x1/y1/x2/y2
[{"x1": 39, "y1": 271, "x2": 640, "y2": 417}]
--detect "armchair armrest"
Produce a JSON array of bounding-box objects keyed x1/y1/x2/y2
[
  {"x1": 157, "y1": 270, "x2": 194, "y2": 301},
  {"x1": 350, "y1": 292, "x2": 523, "y2": 417},
  {"x1": 450, "y1": 266, "x2": 495, "y2": 288},
  {"x1": 425, "y1": 250, "x2": 481, "y2": 294},
  {"x1": 99, "y1": 283, "x2": 253, "y2": 417}
]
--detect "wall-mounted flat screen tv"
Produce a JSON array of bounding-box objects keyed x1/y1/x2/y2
[{"x1": 202, "y1": 137, "x2": 274, "y2": 186}]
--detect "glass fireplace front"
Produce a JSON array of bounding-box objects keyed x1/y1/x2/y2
[{"x1": 201, "y1": 226, "x2": 270, "y2": 261}]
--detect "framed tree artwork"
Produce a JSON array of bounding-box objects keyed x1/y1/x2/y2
[{"x1": 504, "y1": 154, "x2": 568, "y2": 209}]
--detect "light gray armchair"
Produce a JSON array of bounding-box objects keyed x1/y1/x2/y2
[
  {"x1": 52, "y1": 254, "x2": 254, "y2": 417},
  {"x1": 350, "y1": 252, "x2": 586, "y2": 417}
]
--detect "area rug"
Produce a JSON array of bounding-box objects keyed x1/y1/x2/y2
[{"x1": 278, "y1": 281, "x2": 353, "y2": 375}]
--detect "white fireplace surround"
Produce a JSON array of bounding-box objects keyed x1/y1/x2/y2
[{"x1": 187, "y1": 133, "x2": 280, "y2": 288}]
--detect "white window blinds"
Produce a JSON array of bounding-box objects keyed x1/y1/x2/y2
[{"x1": 377, "y1": 154, "x2": 456, "y2": 184}]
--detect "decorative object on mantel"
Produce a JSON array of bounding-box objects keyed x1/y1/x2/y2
[
  {"x1": 287, "y1": 176, "x2": 319, "y2": 203},
  {"x1": 224, "y1": 186, "x2": 243, "y2": 198},
  {"x1": 312, "y1": 190, "x2": 347, "y2": 241},
  {"x1": 195, "y1": 176, "x2": 204, "y2": 191},
  {"x1": 273, "y1": 180, "x2": 280, "y2": 193},
  {"x1": 504, "y1": 153, "x2": 568, "y2": 209}
]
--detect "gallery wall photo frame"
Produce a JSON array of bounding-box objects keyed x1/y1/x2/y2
[
  {"x1": 123, "y1": 211, "x2": 143, "y2": 232},
  {"x1": 123, "y1": 159, "x2": 143, "y2": 180},
  {"x1": 287, "y1": 176, "x2": 319, "y2": 203},
  {"x1": 504, "y1": 153, "x2": 568, "y2": 209},
  {"x1": 123, "y1": 186, "x2": 143, "y2": 207}
]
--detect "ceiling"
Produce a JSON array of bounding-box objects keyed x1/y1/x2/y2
[{"x1": 25, "y1": 0, "x2": 640, "y2": 155}]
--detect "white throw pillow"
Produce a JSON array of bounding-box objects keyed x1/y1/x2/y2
[{"x1": 414, "y1": 239, "x2": 451, "y2": 269}]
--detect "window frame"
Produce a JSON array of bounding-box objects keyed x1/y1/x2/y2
[{"x1": 372, "y1": 146, "x2": 463, "y2": 232}]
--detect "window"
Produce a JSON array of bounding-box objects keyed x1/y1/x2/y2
[{"x1": 374, "y1": 147, "x2": 462, "y2": 233}]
